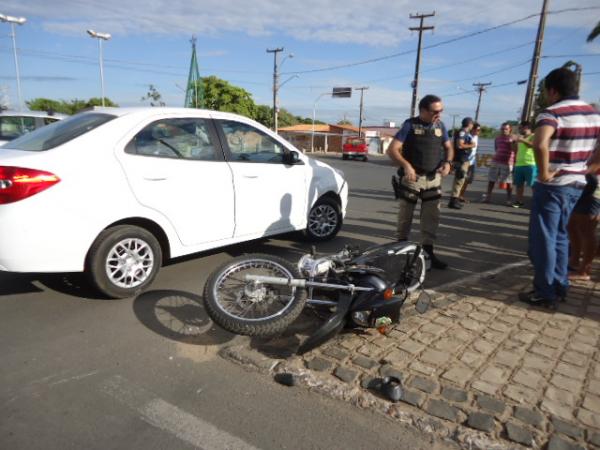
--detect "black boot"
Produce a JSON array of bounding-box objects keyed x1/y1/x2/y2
[
  {"x1": 423, "y1": 245, "x2": 448, "y2": 270},
  {"x1": 448, "y1": 197, "x2": 463, "y2": 209}
]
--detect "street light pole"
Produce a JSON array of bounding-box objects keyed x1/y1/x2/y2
[
  {"x1": 87, "y1": 29, "x2": 111, "y2": 107},
  {"x1": 0, "y1": 14, "x2": 27, "y2": 111}
]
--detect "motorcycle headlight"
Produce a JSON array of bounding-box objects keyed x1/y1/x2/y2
[{"x1": 352, "y1": 311, "x2": 371, "y2": 327}]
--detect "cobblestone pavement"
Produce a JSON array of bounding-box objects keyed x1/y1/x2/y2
[{"x1": 219, "y1": 261, "x2": 600, "y2": 450}]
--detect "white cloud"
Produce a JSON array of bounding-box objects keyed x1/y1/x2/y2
[{"x1": 4, "y1": 0, "x2": 599, "y2": 46}]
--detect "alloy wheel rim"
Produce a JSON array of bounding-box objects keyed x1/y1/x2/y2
[
  {"x1": 106, "y1": 238, "x2": 154, "y2": 289},
  {"x1": 308, "y1": 204, "x2": 338, "y2": 237}
]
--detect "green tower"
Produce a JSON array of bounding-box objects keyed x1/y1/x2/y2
[{"x1": 184, "y1": 36, "x2": 203, "y2": 108}]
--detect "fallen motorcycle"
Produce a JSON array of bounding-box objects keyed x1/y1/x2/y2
[{"x1": 203, "y1": 241, "x2": 431, "y2": 354}]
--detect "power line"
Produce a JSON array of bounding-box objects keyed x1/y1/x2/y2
[
  {"x1": 543, "y1": 54, "x2": 600, "y2": 58},
  {"x1": 450, "y1": 59, "x2": 532, "y2": 83},
  {"x1": 281, "y1": 6, "x2": 600, "y2": 76}
]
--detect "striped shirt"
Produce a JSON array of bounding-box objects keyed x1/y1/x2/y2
[
  {"x1": 493, "y1": 135, "x2": 515, "y2": 165},
  {"x1": 535, "y1": 97, "x2": 600, "y2": 186}
]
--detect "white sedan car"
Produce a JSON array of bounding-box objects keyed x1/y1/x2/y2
[
  {"x1": 0, "y1": 108, "x2": 348, "y2": 298},
  {"x1": 0, "y1": 110, "x2": 67, "y2": 146}
]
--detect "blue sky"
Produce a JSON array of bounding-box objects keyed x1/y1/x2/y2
[{"x1": 1, "y1": 0, "x2": 599, "y2": 127}]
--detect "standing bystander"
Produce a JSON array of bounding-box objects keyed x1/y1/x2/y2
[
  {"x1": 483, "y1": 123, "x2": 517, "y2": 205},
  {"x1": 387, "y1": 94, "x2": 454, "y2": 269},
  {"x1": 448, "y1": 117, "x2": 476, "y2": 209},
  {"x1": 458, "y1": 123, "x2": 481, "y2": 202},
  {"x1": 567, "y1": 141, "x2": 600, "y2": 281},
  {"x1": 519, "y1": 68, "x2": 600, "y2": 306},
  {"x1": 512, "y1": 122, "x2": 537, "y2": 208}
]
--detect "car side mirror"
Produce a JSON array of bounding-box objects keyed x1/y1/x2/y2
[{"x1": 283, "y1": 151, "x2": 300, "y2": 165}]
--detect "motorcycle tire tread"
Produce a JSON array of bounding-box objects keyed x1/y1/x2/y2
[{"x1": 203, "y1": 254, "x2": 308, "y2": 337}]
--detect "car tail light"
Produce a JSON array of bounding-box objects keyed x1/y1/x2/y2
[{"x1": 0, "y1": 166, "x2": 60, "y2": 204}]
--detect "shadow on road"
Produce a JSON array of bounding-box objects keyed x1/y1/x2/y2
[{"x1": 132, "y1": 289, "x2": 235, "y2": 346}]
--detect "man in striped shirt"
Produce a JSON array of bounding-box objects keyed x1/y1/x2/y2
[{"x1": 519, "y1": 68, "x2": 600, "y2": 307}]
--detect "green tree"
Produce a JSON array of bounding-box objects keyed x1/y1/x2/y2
[
  {"x1": 337, "y1": 119, "x2": 353, "y2": 126},
  {"x1": 27, "y1": 97, "x2": 118, "y2": 115},
  {"x1": 190, "y1": 76, "x2": 256, "y2": 118},
  {"x1": 26, "y1": 98, "x2": 72, "y2": 114},
  {"x1": 141, "y1": 85, "x2": 165, "y2": 107},
  {"x1": 254, "y1": 104, "x2": 273, "y2": 128}
]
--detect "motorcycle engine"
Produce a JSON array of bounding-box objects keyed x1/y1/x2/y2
[{"x1": 298, "y1": 254, "x2": 332, "y2": 277}]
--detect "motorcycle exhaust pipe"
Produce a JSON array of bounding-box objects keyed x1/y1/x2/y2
[{"x1": 244, "y1": 275, "x2": 374, "y2": 292}]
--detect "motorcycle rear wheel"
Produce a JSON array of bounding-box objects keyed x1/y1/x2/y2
[{"x1": 203, "y1": 254, "x2": 307, "y2": 336}]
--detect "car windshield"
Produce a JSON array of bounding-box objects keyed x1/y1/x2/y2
[{"x1": 2, "y1": 113, "x2": 116, "y2": 151}]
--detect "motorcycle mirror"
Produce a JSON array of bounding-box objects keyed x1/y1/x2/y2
[{"x1": 415, "y1": 290, "x2": 431, "y2": 314}]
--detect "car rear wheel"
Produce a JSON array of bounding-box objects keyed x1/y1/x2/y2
[
  {"x1": 304, "y1": 197, "x2": 342, "y2": 241},
  {"x1": 86, "y1": 225, "x2": 162, "y2": 299},
  {"x1": 342, "y1": 154, "x2": 348, "y2": 160}
]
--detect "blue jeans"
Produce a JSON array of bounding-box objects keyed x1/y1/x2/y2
[{"x1": 528, "y1": 183, "x2": 583, "y2": 300}]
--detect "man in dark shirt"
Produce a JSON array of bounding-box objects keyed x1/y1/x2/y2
[{"x1": 387, "y1": 94, "x2": 454, "y2": 269}]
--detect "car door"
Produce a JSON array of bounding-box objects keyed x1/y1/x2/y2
[
  {"x1": 116, "y1": 116, "x2": 235, "y2": 247},
  {"x1": 214, "y1": 119, "x2": 307, "y2": 238}
]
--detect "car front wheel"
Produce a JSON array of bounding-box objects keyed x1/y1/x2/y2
[
  {"x1": 86, "y1": 225, "x2": 162, "y2": 298},
  {"x1": 305, "y1": 197, "x2": 342, "y2": 241}
]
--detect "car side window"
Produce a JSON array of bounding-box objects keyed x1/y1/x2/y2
[
  {"x1": 126, "y1": 118, "x2": 217, "y2": 160},
  {"x1": 219, "y1": 120, "x2": 286, "y2": 163}
]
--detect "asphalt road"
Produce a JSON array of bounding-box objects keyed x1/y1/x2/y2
[{"x1": 0, "y1": 153, "x2": 531, "y2": 450}]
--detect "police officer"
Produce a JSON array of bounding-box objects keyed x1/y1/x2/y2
[
  {"x1": 448, "y1": 117, "x2": 476, "y2": 210},
  {"x1": 387, "y1": 94, "x2": 454, "y2": 269}
]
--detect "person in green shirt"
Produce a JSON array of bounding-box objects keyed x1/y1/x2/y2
[{"x1": 512, "y1": 121, "x2": 537, "y2": 208}]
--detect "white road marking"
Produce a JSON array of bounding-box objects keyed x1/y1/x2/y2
[{"x1": 100, "y1": 375, "x2": 260, "y2": 450}]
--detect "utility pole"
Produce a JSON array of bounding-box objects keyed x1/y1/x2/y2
[
  {"x1": 267, "y1": 47, "x2": 284, "y2": 133},
  {"x1": 473, "y1": 82, "x2": 491, "y2": 122},
  {"x1": 354, "y1": 86, "x2": 369, "y2": 137},
  {"x1": 521, "y1": 0, "x2": 549, "y2": 123},
  {"x1": 409, "y1": 12, "x2": 435, "y2": 118}
]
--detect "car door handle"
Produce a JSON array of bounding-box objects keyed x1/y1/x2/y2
[
  {"x1": 143, "y1": 176, "x2": 168, "y2": 181},
  {"x1": 243, "y1": 175, "x2": 259, "y2": 179}
]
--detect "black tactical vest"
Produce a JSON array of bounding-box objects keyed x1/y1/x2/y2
[{"x1": 402, "y1": 117, "x2": 445, "y2": 173}]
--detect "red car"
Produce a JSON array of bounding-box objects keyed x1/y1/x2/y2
[{"x1": 342, "y1": 137, "x2": 368, "y2": 162}]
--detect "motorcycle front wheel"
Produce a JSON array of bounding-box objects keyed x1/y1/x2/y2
[
  {"x1": 203, "y1": 254, "x2": 307, "y2": 336},
  {"x1": 405, "y1": 251, "x2": 426, "y2": 293}
]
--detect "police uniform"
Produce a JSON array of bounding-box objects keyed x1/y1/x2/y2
[
  {"x1": 395, "y1": 117, "x2": 449, "y2": 245},
  {"x1": 450, "y1": 128, "x2": 473, "y2": 200}
]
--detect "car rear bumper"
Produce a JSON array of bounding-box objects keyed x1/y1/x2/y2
[
  {"x1": 0, "y1": 200, "x2": 93, "y2": 273},
  {"x1": 343, "y1": 151, "x2": 367, "y2": 156}
]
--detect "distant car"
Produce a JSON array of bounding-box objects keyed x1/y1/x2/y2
[
  {"x1": 0, "y1": 107, "x2": 348, "y2": 298},
  {"x1": 342, "y1": 137, "x2": 368, "y2": 161},
  {"x1": 0, "y1": 110, "x2": 67, "y2": 146}
]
